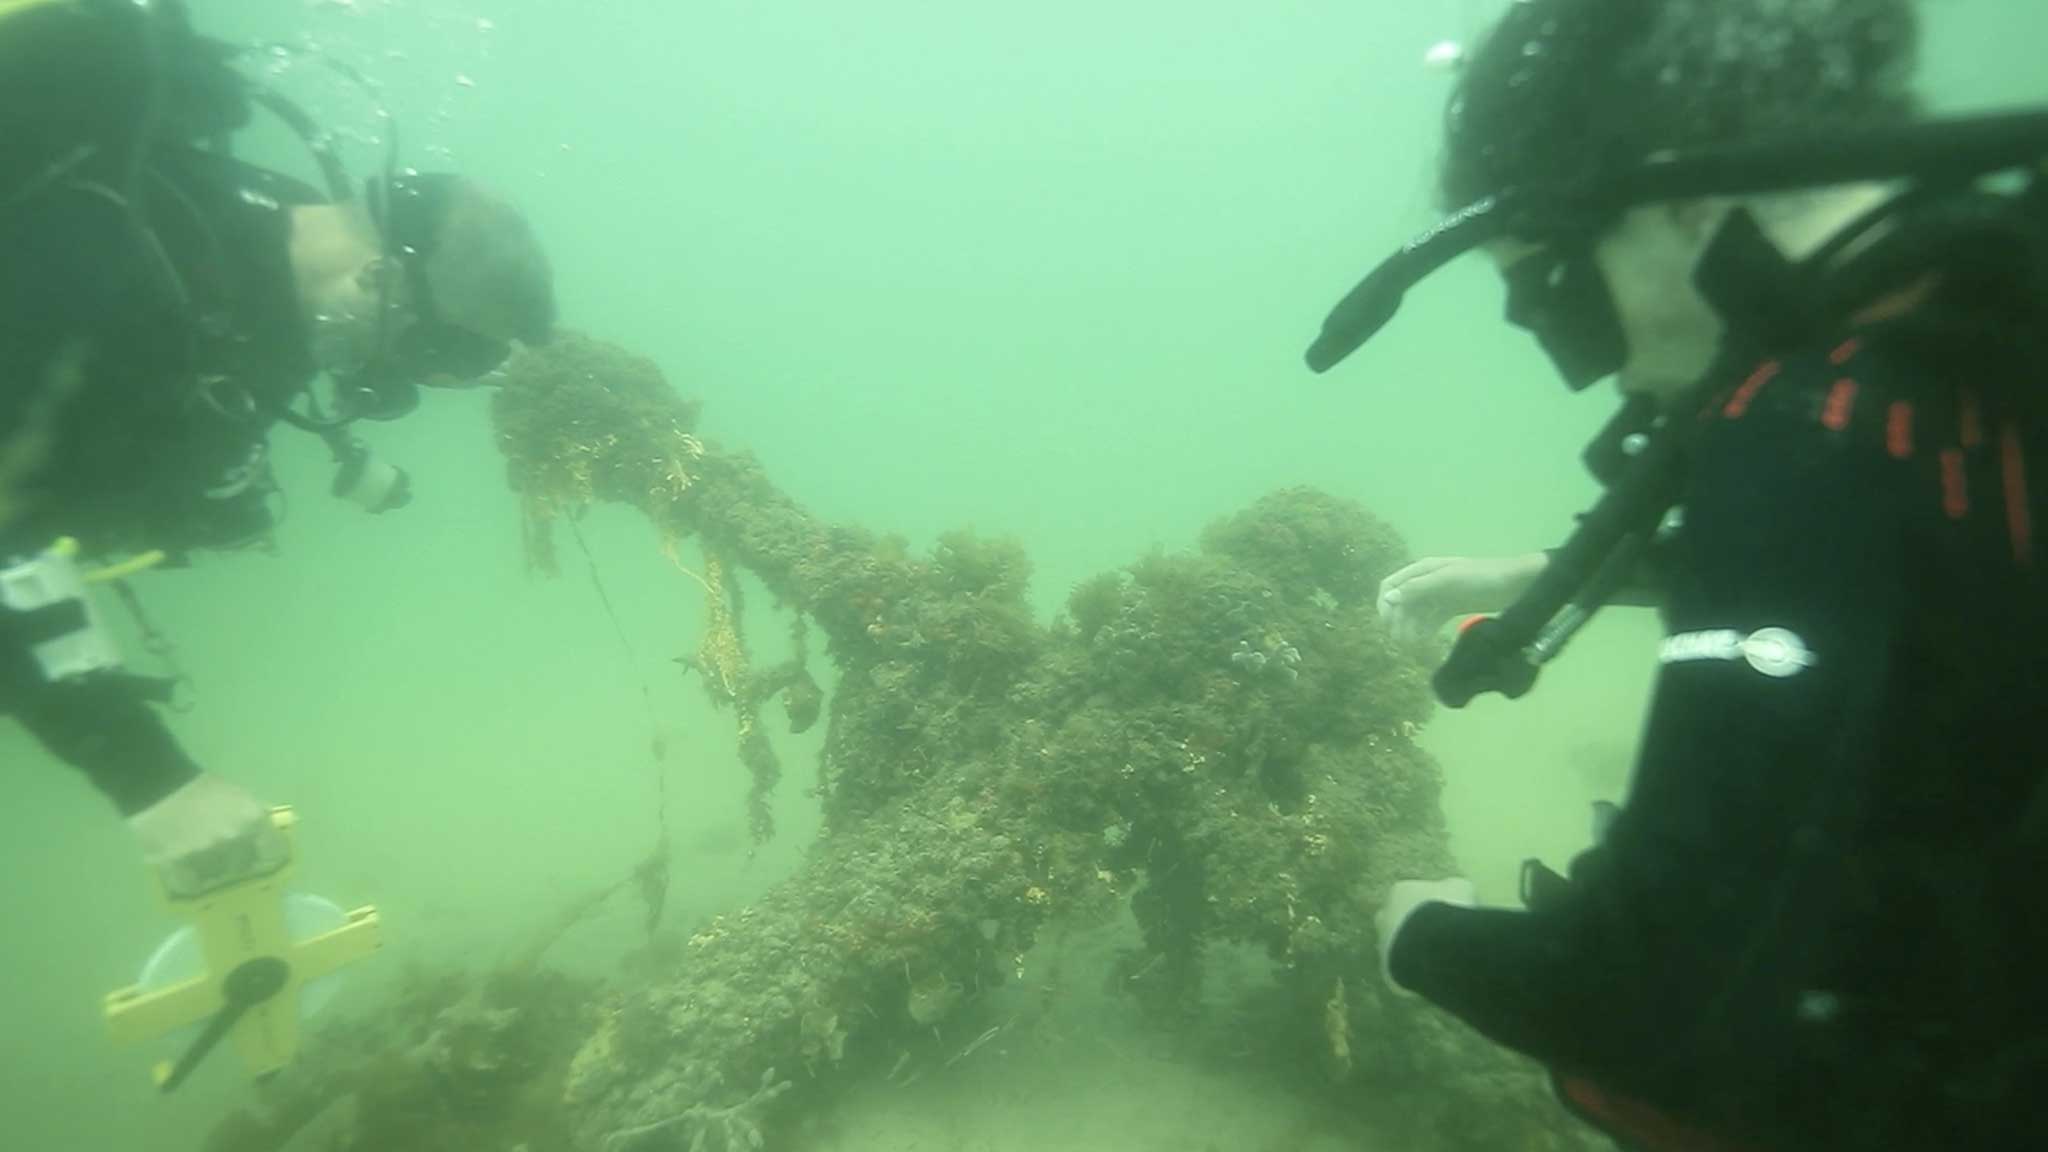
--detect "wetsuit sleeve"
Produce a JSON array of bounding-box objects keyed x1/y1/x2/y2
[
  {"x1": 1387, "y1": 367, "x2": 1909, "y2": 1078},
  {"x1": 9, "y1": 675, "x2": 202, "y2": 814},
  {"x1": 2, "y1": 6, "x2": 208, "y2": 817},
  {"x1": 1543, "y1": 543, "x2": 1666, "y2": 607},
  {"x1": 1, "y1": 214, "x2": 208, "y2": 814},
  {"x1": 0, "y1": 554, "x2": 202, "y2": 814}
]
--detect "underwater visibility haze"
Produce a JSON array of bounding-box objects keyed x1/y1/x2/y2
[{"x1": 3, "y1": 1, "x2": 2044, "y2": 1150}]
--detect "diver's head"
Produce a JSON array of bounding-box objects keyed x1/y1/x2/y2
[
  {"x1": 1445, "y1": 0, "x2": 1923, "y2": 401},
  {"x1": 288, "y1": 173, "x2": 555, "y2": 409},
  {"x1": 383, "y1": 173, "x2": 557, "y2": 375},
  {"x1": 287, "y1": 196, "x2": 391, "y2": 377}
]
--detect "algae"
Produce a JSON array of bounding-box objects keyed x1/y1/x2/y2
[{"x1": 204, "y1": 330, "x2": 1597, "y2": 1152}]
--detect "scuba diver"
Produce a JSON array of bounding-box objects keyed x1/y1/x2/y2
[
  {"x1": 1, "y1": 0, "x2": 555, "y2": 898},
  {"x1": 1305, "y1": 0, "x2": 2048, "y2": 1149}
]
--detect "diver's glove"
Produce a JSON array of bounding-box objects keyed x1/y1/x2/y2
[
  {"x1": 127, "y1": 773, "x2": 290, "y2": 899},
  {"x1": 1374, "y1": 877, "x2": 1477, "y2": 997},
  {"x1": 1376, "y1": 553, "x2": 1549, "y2": 644}
]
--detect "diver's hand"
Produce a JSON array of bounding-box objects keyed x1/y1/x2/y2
[
  {"x1": 1376, "y1": 553, "x2": 1549, "y2": 644},
  {"x1": 126, "y1": 773, "x2": 289, "y2": 898},
  {"x1": 1374, "y1": 876, "x2": 1477, "y2": 996}
]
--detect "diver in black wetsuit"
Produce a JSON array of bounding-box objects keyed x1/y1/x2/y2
[
  {"x1": 1302, "y1": 1, "x2": 2048, "y2": 1149},
  {"x1": 1, "y1": 0, "x2": 555, "y2": 897}
]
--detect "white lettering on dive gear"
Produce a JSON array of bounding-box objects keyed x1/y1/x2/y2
[
  {"x1": 1658, "y1": 626, "x2": 1815, "y2": 678},
  {"x1": 1402, "y1": 195, "x2": 1498, "y2": 254},
  {"x1": 236, "y1": 186, "x2": 281, "y2": 213}
]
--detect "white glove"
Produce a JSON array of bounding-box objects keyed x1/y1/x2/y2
[
  {"x1": 1375, "y1": 877, "x2": 1477, "y2": 996},
  {"x1": 127, "y1": 773, "x2": 290, "y2": 898},
  {"x1": 1376, "y1": 553, "x2": 1549, "y2": 644}
]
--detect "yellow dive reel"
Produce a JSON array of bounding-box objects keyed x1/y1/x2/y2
[{"x1": 102, "y1": 807, "x2": 383, "y2": 1091}]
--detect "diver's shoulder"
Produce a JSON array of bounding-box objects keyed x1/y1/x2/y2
[
  {"x1": 1697, "y1": 337, "x2": 1880, "y2": 439},
  {"x1": 1679, "y1": 335, "x2": 1943, "y2": 509}
]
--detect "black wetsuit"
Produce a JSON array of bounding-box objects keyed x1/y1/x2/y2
[
  {"x1": 2, "y1": 1, "x2": 323, "y2": 816},
  {"x1": 1389, "y1": 210, "x2": 2048, "y2": 1149}
]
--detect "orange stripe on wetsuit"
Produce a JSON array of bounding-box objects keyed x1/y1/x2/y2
[{"x1": 1717, "y1": 336, "x2": 2037, "y2": 568}]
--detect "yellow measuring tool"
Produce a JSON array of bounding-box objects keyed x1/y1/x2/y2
[{"x1": 102, "y1": 807, "x2": 382, "y2": 1091}]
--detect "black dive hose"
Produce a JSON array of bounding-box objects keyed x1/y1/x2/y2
[{"x1": 1432, "y1": 405, "x2": 1685, "y2": 708}]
